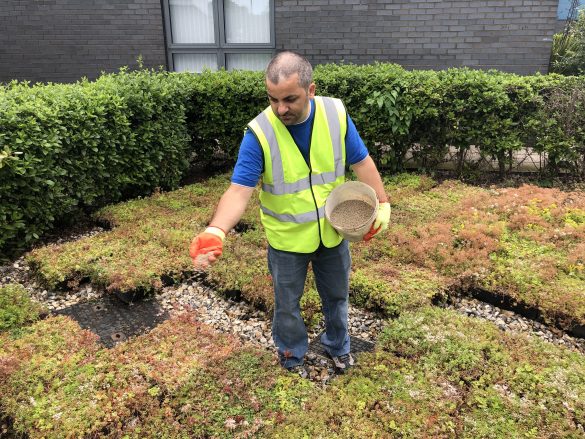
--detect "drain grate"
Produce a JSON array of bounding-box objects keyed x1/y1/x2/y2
[
  {"x1": 54, "y1": 294, "x2": 169, "y2": 348},
  {"x1": 308, "y1": 331, "x2": 375, "y2": 359}
]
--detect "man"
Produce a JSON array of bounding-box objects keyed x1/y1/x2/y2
[{"x1": 189, "y1": 51, "x2": 390, "y2": 377}]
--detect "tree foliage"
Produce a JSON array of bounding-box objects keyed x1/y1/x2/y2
[{"x1": 550, "y1": 10, "x2": 585, "y2": 75}]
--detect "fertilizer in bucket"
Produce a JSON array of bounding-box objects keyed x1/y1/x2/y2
[{"x1": 325, "y1": 181, "x2": 379, "y2": 241}]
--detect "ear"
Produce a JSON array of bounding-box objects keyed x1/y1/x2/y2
[{"x1": 308, "y1": 82, "x2": 316, "y2": 99}]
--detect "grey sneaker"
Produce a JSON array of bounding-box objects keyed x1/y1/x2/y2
[
  {"x1": 329, "y1": 353, "x2": 355, "y2": 373},
  {"x1": 286, "y1": 364, "x2": 308, "y2": 379}
]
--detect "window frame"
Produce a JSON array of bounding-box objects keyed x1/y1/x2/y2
[{"x1": 162, "y1": 0, "x2": 275, "y2": 71}]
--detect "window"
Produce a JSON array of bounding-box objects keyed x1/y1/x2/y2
[{"x1": 163, "y1": 0, "x2": 274, "y2": 72}]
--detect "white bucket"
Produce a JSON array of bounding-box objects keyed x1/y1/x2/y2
[{"x1": 325, "y1": 181, "x2": 379, "y2": 242}]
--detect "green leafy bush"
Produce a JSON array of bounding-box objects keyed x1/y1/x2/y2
[
  {"x1": 550, "y1": 11, "x2": 585, "y2": 76},
  {"x1": 181, "y1": 69, "x2": 266, "y2": 163},
  {"x1": 3, "y1": 64, "x2": 585, "y2": 258},
  {"x1": 528, "y1": 76, "x2": 585, "y2": 176},
  {"x1": 0, "y1": 68, "x2": 191, "y2": 259}
]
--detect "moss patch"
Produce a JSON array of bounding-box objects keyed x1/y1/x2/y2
[
  {"x1": 3, "y1": 307, "x2": 585, "y2": 438},
  {"x1": 0, "y1": 283, "x2": 45, "y2": 333},
  {"x1": 350, "y1": 265, "x2": 444, "y2": 316},
  {"x1": 0, "y1": 312, "x2": 313, "y2": 438},
  {"x1": 264, "y1": 307, "x2": 585, "y2": 438}
]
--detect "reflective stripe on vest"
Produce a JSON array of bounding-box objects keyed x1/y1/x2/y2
[
  {"x1": 260, "y1": 204, "x2": 325, "y2": 224},
  {"x1": 248, "y1": 96, "x2": 347, "y2": 252}
]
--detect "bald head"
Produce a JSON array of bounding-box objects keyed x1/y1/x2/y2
[{"x1": 265, "y1": 51, "x2": 313, "y2": 91}]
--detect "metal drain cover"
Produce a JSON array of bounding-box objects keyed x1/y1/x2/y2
[
  {"x1": 54, "y1": 294, "x2": 169, "y2": 348},
  {"x1": 308, "y1": 331, "x2": 375, "y2": 359}
]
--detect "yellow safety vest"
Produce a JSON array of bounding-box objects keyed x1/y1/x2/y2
[{"x1": 248, "y1": 96, "x2": 348, "y2": 253}]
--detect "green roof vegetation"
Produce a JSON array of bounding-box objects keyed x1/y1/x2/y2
[
  {"x1": 0, "y1": 283, "x2": 45, "y2": 333},
  {"x1": 26, "y1": 173, "x2": 585, "y2": 329},
  {"x1": 3, "y1": 172, "x2": 584, "y2": 437},
  {"x1": 2, "y1": 307, "x2": 584, "y2": 437}
]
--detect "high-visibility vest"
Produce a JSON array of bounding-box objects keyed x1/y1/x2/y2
[{"x1": 247, "y1": 96, "x2": 347, "y2": 253}]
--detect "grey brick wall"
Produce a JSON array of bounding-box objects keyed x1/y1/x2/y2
[
  {"x1": 275, "y1": 0, "x2": 559, "y2": 75},
  {"x1": 0, "y1": 0, "x2": 166, "y2": 84},
  {"x1": 0, "y1": 0, "x2": 563, "y2": 82}
]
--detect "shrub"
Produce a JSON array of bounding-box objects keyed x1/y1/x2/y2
[
  {"x1": 529, "y1": 77, "x2": 585, "y2": 176},
  {"x1": 0, "y1": 68, "x2": 191, "y2": 259},
  {"x1": 4, "y1": 65, "x2": 585, "y2": 259},
  {"x1": 550, "y1": 11, "x2": 585, "y2": 76}
]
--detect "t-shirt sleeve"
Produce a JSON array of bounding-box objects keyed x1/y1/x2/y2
[
  {"x1": 231, "y1": 129, "x2": 264, "y2": 188},
  {"x1": 345, "y1": 114, "x2": 369, "y2": 165}
]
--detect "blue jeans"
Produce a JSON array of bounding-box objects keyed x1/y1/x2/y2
[{"x1": 268, "y1": 240, "x2": 351, "y2": 368}]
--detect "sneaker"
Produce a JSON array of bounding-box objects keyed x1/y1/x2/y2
[
  {"x1": 286, "y1": 364, "x2": 308, "y2": 379},
  {"x1": 329, "y1": 353, "x2": 355, "y2": 373}
]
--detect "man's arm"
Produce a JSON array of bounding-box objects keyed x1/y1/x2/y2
[
  {"x1": 209, "y1": 183, "x2": 255, "y2": 232},
  {"x1": 189, "y1": 183, "x2": 255, "y2": 267},
  {"x1": 350, "y1": 156, "x2": 388, "y2": 202}
]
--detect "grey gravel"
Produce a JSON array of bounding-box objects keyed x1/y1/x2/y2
[
  {"x1": 2, "y1": 227, "x2": 584, "y2": 385},
  {"x1": 157, "y1": 279, "x2": 384, "y2": 385},
  {"x1": 443, "y1": 296, "x2": 585, "y2": 354}
]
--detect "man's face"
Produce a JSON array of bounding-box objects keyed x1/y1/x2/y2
[{"x1": 266, "y1": 73, "x2": 315, "y2": 125}]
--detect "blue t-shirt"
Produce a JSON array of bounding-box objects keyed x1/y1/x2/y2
[{"x1": 231, "y1": 99, "x2": 369, "y2": 187}]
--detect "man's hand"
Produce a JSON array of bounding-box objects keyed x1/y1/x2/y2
[
  {"x1": 189, "y1": 226, "x2": 226, "y2": 269},
  {"x1": 363, "y1": 202, "x2": 391, "y2": 241}
]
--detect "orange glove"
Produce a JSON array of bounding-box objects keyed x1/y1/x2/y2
[
  {"x1": 189, "y1": 226, "x2": 226, "y2": 269},
  {"x1": 363, "y1": 202, "x2": 391, "y2": 241}
]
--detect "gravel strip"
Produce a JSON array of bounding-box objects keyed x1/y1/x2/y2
[
  {"x1": 443, "y1": 296, "x2": 585, "y2": 354},
  {"x1": 157, "y1": 279, "x2": 385, "y2": 385}
]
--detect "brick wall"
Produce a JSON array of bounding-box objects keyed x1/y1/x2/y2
[
  {"x1": 275, "y1": 0, "x2": 559, "y2": 75},
  {"x1": 0, "y1": 0, "x2": 563, "y2": 83},
  {"x1": 0, "y1": 0, "x2": 166, "y2": 84}
]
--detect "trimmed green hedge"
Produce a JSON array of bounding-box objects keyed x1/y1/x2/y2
[
  {"x1": 184, "y1": 69, "x2": 266, "y2": 162},
  {"x1": 2, "y1": 65, "x2": 585, "y2": 259},
  {"x1": 0, "y1": 69, "x2": 191, "y2": 258}
]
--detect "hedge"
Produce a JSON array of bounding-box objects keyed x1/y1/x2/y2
[
  {"x1": 0, "y1": 69, "x2": 191, "y2": 258},
  {"x1": 1, "y1": 64, "x2": 585, "y2": 258}
]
